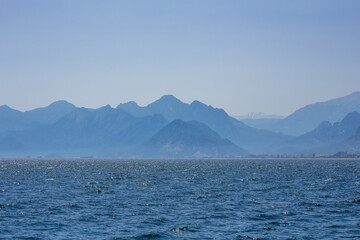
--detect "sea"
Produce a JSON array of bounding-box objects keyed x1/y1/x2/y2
[{"x1": 0, "y1": 158, "x2": 359, "y2": 239}]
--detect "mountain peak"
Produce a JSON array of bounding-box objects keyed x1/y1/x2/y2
[
  {"x1": 0, "y1": 105, "x2": 21, "y2": 115},
  {"x1": 142, "y1": 119, "x2": 248, "y2": 157},
  {"x1": 0, "y1": 105, "x2": 12, "y2": 110},
  {"x1": 155, "y1": 95, "x2": 182, "y2": 104},
  {"x1": 48, "y1": 100, "x2": 75, "y2": 108},
  {"x1": 99, "y1": 104, "x2": 112, "y2": 110},
  {"x1": 23, "y1": 100, "x2": 77, "y2": 124},
  {"x1": 148, "y1": 95, "x2": 185, "y2": 110},
  {"x1": 263, "y1": 91, "x2": 360, "y2": 135},
  {"x1": 191, "y1": 100, "x2": 206, "y2": 107},
  {"x1": 116, "y1": 101, "x2": 143, "y2": 117},
  {"x1": 340, "y1": 111, "x2": 360, "y2": 125},
  {"x1": 119, "y1": 101, "x2": 139, "y2": 107}
]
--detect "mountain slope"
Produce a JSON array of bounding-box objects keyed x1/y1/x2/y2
[
  {"x1": 24, "y1": 100, "x2": 76, "y2": 124},
  {"x1": 117, "y1": 95, "x2": 291, "y2": 153},
  {"x1": 0, "y1": 105, "x2": 36, "y2": 133},
  {"x1": 139, "y1": 120, "x2": 248, "y2": 157},
  {"x1": 114, "y1": 114, "x2": 168, "y2": 146},
  {"x1": 0, "y1": 106, "x2": 135, "y2": 153},
  {"x1": 340, "y1": 127, "x2": 360, "y2": 153},
  {"x1": 240, "y1": 118, "x2": 282, "y2": 130},
  {"x1": 266, "y1": 91, "x2": 360, "y2": 136},
  {"x1": 0, "y1": 106, "x2": 170, "y2": 157},
  {"x1": 0, "y1": 101, "x2": 76, "y2": 133},
  {"x1": 275, "y1": 111, "x2": 360, "y2": 154},
  {"x1": 298, "y1": 112, "x2": 360, "y2": 145}
]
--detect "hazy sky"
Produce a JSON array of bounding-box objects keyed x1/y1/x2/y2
[{"x1": 1, "y1": 0, "x2": 360, "y2": 116}]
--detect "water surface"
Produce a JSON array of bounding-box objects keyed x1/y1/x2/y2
[{"x1": 0, "y1": 158, "x2": 359, "y2": 239}]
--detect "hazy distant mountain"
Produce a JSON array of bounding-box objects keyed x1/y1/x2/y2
[
  {"x1": 0, "y1": 96, "x2": 292, "y2": 156},
  {"x1": 24, "y1": 100, "x2": 76, "y2": 124},
  {"x1": 47, "y1": 105, "x2": 135, "y2": 147},
  {"x1": 6, "y1": 94, "x2": 359, "y2": 157},
  {"x1": 240, "y1": 118, "x2": 282, "y2": 130},
  {"x1": 139, "y1": 120, "x2": 248, "y2": 157},
  {"x1": 0, "y1": 106, "x2": 132, "y2": 153},
  {"x1": 117, "y1": 95, "x2": 206, "y2": 120},
  {"x1": 0, "y1": 105, "x2": 169, "y2": 157},
  {"x1": 339, "y1": 127, "x2": 360, "y2": 153},
  {"x1": 310, "y1": 123, "x2": 360, "y2": 155},
  {"x1": 233, "y1": 113, "x2": 283, "y2": 130},
  {"x1": 276, "y1": 112, "x2": 360, "y2": 154},
  {"x1": 299, "y1": 111, "x2": 360, "y2": 145},
  {"x1": 0, "y1": 105, "x2": 36, "y2": 133},
  {"x1": 261, "y1": 92, "x2": 360, "y2": 136},
  {"x1": 0, "y1": 136, "x2": 23, "y2": 151},
  {"x1": 117, "y1": 95, "x2": 291, "y2": 153},
  {"x1": 114, "y1": 114, "x2": 168, "y2": 146},
  {"x1": 116, "y1": 101, "x2": 144, "y2": 117},
  {"x1": 0, "y1": 101, "x2": 76, "y2": 133},
  {"x1": 234, "y1": 112, "x2": 284, "y2": 120}
]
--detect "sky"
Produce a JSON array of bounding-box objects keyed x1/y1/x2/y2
[{"x1": 1, "y1": 0, "x2": 360, "y2": 116}]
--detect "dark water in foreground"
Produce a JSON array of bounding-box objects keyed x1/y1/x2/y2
[{"x1": 0, "y1": 159, "x2": 360, "y2": 239}]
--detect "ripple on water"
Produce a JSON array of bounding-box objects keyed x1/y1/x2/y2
[{"x1": 0, "y1": 158, "x2": 359, "y2": 239}]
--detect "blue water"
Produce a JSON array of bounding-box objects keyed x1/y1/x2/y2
[{"x1": 0, "y1": 159, "x2": 360, "y2": 239}]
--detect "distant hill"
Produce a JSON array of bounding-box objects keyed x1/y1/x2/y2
[
  {"x1": 260, "y1": 92, "x2": 360, "y2": 136},
  {"x1": 339, "y1": 127, "x2": 360, "y2": 153},
  {"x1": 139, "y1": 120, "x2": 248, "y2": 157},
  {"x1": 298, "y1": 111, "x2": 360, "y2": 146},
  {"x1": 311, "y1": 124, "x2": 360, "y2": 155},
  {"x1": 116, "y1": 101, "x2": 144, "y2": 117},
  {"x1": 234, "y1": 113, "x2": 283, "y2": 130},
  {"x1": 234, "y1": 112, "x2": 284, "y2": 120},
  {"x1": 0, "y1": 101, "x2": 76, "y2": 133},
  {"x1": 240, "y1": 118, "x2": 282, "y2": 130},
  {"x1": 113, "y1": 114, "x2": 168, "y2": 146},
  {"x1": 24, "y1": 100, "x2": 76, "y2": 124},
  {"x1": 275, "y1": 112, "x2": 360, "y2": 154},
  {"x1": 0, "y1": 105, "x2": 36, "y2": 133}
]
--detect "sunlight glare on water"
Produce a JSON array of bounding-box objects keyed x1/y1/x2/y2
[{"x1": 0, "y1": 158, "x2": 360, "y2": 239}]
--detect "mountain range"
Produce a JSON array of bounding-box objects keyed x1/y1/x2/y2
[
  {"x1": 0, "y1": 100, "x2": 76, "y2": 133},
  {"x1": 242, "y1": 91, "x2": 360, "y2": 136},
  {"x1": 0, "y1": 96, "x2": 256, "y2": 157},
  {"x1": 274, "y1": 111, "x2": 360, "y2": 154},
  {"x1": 0, "y1": 92, "x2": 359, "y2": 158},
  {"x1": 117, "y1": 95, "x2": 291, "y2": 153}
]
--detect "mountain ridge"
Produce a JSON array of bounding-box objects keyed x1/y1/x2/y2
[
  {"x1": 249, "y1": 92, "x2": 360, "y2": 136},
  {"x1": 117, "y1": 95, "x2": 291, "y2": 153},
  {"x1": 139, "y1": 119, "x2": 248, "y2": 157},
  {"x1": 274, "y1": 111, "x2": 360, "y2": 154},
  {"x1": 1, "y1": 93, "x2": 359, "y2": 157}
]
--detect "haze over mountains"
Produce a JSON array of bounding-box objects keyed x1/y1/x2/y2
[
  {"x1": 0, "y1": 92, "x2": 359, "y2": 158},
  {"x1": 244, "y1": 91, "x2": 360, "y2": 136},
  {"x1": 0, "y1": 101, "x2": 76, "y2": 133},
  {"x1": 276, "y1": 111, "x2": 360, "y2": 154},
  {"x1": 139, "y1": 120, "x2": 248, "y2": 157}
]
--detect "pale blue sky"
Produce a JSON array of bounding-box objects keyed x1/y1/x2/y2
[{"x1": 1, "y1": 0, "x2": 360, "y2": 116}]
